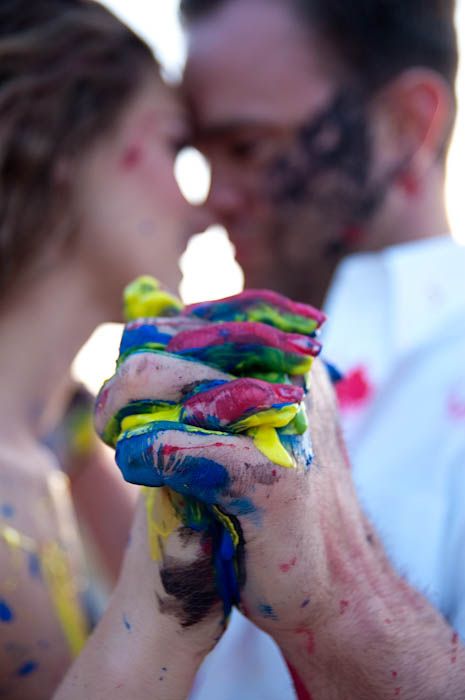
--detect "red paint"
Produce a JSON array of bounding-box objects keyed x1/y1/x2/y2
[
  {"x1": 279, "y1": 556, "x2": 297, "y2": 573},
  {"x1": 397, "y1": 171, "x2": 420, "y2": 198},
  {"x1": 339, "y1": 600, "x2": 350, "y2": 615},
  {"x1": 392, "y1": 671, "x2": 398, "y2": 679},
  {"x1": 120, "y1": 145, "x2": 143, "y2": 170},
  {"x1": 286, "y1": 662, "x2": 313, "y2": 700},
  {"x1": 295, "y1": 627, "x2": 315, "y2": 656},
  {"x1": 394, "y1": 688, "x2": 402, "y2": 696},
  {"x1": 336, "y1": 365, "x2": 374, "y2": 412},
  {"x1": 452, "y1": 632, "x2": 459, "y2": 646},
  {"x1": 168, "y1": 322, "x2": 322, "y2": 357},
  {"x1": 162, "y1": 442, "x2": 235, "y2": 457}
]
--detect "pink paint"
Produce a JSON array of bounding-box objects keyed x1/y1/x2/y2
[
  {"x1": 162, "y1": 442, "x2": 235, "y2": 458},
  {"x1": 447, "y1": 394, "x2": 465, "y2": 421},
  {"x1": 336, "y1": 365, "x2": 374, "y2": 412},
  {"x1": 452, "y1": 632, "x2": 459, "y2": 646},
  {"x1": 286, "y1": 662, "x2": 313, "y2": 700},
  {"x1": 279, "y1": 556, "x2": 297, "y2": 573},
  {"x1": 295, "y1": 627, "x2": 315, "y2": 656},
  {"x1": 394, "y1": 688, "x2": 402, "y2": 697},
  {"x1": 392, "y1": 671, "x2": 398, "y2": 679},
  {"x1": 339, "y1": 600, "x2": 350, "y2": 615}
]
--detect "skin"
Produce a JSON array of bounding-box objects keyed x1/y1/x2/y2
[
  {"x1": 0, "y1": 74, "x2": 215, "y2": 699},
  {"x1": 183, "y1": 0, "x2": 452, "y2": 307}
]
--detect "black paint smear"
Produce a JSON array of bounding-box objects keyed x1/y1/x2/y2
[
  {"x1": 158, "y1": 554, "x2": 219, "y2": 628},
  {"x1": 158, "y1": 512, "x2": 246, "y2": 627},
  {"x1": 266, "y1": 90, "x2": 401, "y2": 259}
]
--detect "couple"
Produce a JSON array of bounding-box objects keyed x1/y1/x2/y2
[{"x1": 0, "y1": 1, "x2": 464, "y2": 698}]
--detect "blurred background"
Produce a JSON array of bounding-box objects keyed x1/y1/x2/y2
[{"x1": 72, "y1": 0, "x2": 465, "y2": 393}]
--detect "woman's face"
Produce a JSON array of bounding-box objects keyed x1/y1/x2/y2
[{"x1": 72, "y1": 74, "x2": 203, "y2": 318}]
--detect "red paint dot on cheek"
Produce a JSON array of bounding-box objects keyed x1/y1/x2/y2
[{"x1": 121, "y1": 145, "x2": 143, "y2": 171}]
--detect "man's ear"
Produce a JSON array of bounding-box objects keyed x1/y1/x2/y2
[{"x1": 371, "y1": 68, "x2": 454, "y2": 178}]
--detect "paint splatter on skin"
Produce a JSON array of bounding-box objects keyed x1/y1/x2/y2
[
  {"x1": 339, "y1": 600, "x2": 350, "y2": 615},
  {"x1": 122, "y1": 614, "x2": 132, "y2": 632},
  {"x1": 28, "y1": 552, "x2": 41, "y2": 580},
  {"x1": 157, "y1": 555, "x2": 220, "y2": 628},
  {"x1": 120, "y1": 145, "x2": 143, "y2": 171},
  {"x1": 296, "y1": 627, "x2": 315, "y2": 656},
  {"x1": 286, "y1": 662, "x2": 314, "y2": 700},
  {"x1": 301, "y1": 598, "x2": 311, "y2": 608},
  {"x1": 279, "y1": 556, "x2": 297, "y2": 573},
  {"x1": 0, "y1": 600, "x2": 14, "y2": 623},
  {"x1": 0, "y1": 504, "x2": 15, "y2": 519},
  {"x1": 258, "y1": 603, "x2": 278, "y2": 621},
  {"x1": 16, "y1": 660, "x2": 39, "y2": 677}
]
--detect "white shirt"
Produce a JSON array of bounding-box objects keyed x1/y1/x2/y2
[{"x1": 191, "y1": 235, "x2": 465, "y2": 699}]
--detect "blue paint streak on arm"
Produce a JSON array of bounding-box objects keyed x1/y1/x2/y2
[
  {"x1": 323, "y1": 359, "x2": 344, "y2": 384},
  {"x1": 16, "y1": 660, "x2": 39, "y2": 677}
]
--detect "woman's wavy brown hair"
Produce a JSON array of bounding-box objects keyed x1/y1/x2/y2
[{"x1": 0, "y1": 0, "x2": 157, "y2": 296}]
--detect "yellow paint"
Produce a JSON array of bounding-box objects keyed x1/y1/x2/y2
[
  {"x1": 0, "y1": 524, "x2": 88, "y2": 658},
  {"x1": 42, "y1": 542, "x2": 88, "y2": 657},
  {"x1": 288, "y1": 357, "x2": 314, "y2": 376},
  {"x1": 249, "y1": 426, "x2": 295, "y2": 469},
  {"x1": 121, "y1": 405, "x2": 182, "y2": 434},
  {"x1": 233, "y1": 404, "x2": 299, "y2": 431},
  {"x1": 212, "y1": 506, "x2": 240, "y2": 548},
  {"x1": 143, "y1": 486, "x2": 182, "y2": 561},
  {"x1": 124, "y1": 276, "x2": 183, "y2": 321}
]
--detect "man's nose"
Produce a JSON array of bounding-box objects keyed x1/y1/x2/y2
[{"x1": 205, "y1": 179, "x2": 245, "y2": 223}]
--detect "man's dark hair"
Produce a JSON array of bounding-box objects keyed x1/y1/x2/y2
[{"x1": 180, "y1": 0, "x2": 458, "y2": 99}]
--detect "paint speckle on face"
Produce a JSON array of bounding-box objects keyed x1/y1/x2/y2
[
  {"x1": 258, "y1": 603, "x2": 278, "y2": 621},
  {"x1": 16, "y1": 660, "x2": 38, "y2": 677},
  {"x1": 279, "y1": 556, "x2": 297, "y2": 573},
  {"x1": 122, "y1": 614, "x2": 132, "y2": 632},
  {"x1": 394, "y1": 689, "x2": 401, "y2": 697},
  {"x1": 120, "y1": 145, "x2": 143, "y2": 171},
  {"x1": 301, "y1": 598, "x2": 310, "y2": 608},
  {"x1": 339, "y1": 600, "x2": 350, "y2": 615},
  {"x1": 0, "y1": 504, "x2": 15, "y2": 519},
  {"x1": 392, "y1": 671, "x2": 398, "y2": 679},
  {"x1": 0, "y1": 600, "x2": 14, "y2": 623}
]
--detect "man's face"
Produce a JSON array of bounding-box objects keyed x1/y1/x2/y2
[{"x1": 183, "y1": 0, "x2": 389, "y2": 302}]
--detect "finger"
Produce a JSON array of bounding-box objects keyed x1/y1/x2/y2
[
  {"x1": 182, "y1": 377, "x2": 304, "y2": 432},
  {"x1": 185, "y1": 289, "x2": 326, "y2": 335},
  {"x1": 167, "y1": 321, "x2": 322, "y2": 376},
  {"x1": 119, "y1": 316, "x2": 207, "y2": 358},
  {"x1": 115, "y1": 422, "x2": 262, "y2": 516},
  {"x1": 94, "y1": 351, "x2": 232, "y2": 441}
]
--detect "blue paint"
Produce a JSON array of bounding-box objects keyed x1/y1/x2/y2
[
  {"x1": 122, "y1": 614, "x2": 132, "y2": 632},
  {"x1": 119, "y1": 325, "x2": 172, "y2": 355},
  {"x1": 301, "y1": 598, "x2": 311, "y2": 608},
  {"x1": 0, "y1": 503, "x2": 15, "y2": 519},
  {"x1": 16, "y1": 660, "x2": 38, "y2": 677},
  {"x1": 323, "y1": 360, "x2": 344, "y2": 384},
  {"x1": 116, "y1": 423, "x2": 231, "y2": 503},
  {"x1": 0, "y1": 600, "x2": 14, "y2": 623},
  {"x1": 28, "y1": 553, "x2": 41, "y2": 580},
  {"x1": 258, "y1": 603, "x2": 278, "y2": 621}
]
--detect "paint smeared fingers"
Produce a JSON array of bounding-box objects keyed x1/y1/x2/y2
[
  {"x1": 185, "y1": 289, "x2": 326, "y2": 335},
  {"x1": 94, "y1": 351, "x2": 232, "y2": 440},
  {"x1": 182, "y1": 377, "x2": 304, "y2": 432},
  {"x1": 119, "y1": 316, "x2": 207, "y2": 357},
  {"x1": 115, "y1": 422, "x2": 262, "y2": 514},
  {"x1": 167, "y1": 321, "x2": 322, "y2": 376}
]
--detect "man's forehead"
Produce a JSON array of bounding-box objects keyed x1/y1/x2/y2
[{"x1": 183, "y1": 0, "x2": 339, "y2": 129}]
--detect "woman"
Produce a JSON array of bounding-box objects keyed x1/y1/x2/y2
[{"x1": 0, "y1": 2, "x2": 220, "y2": 698}]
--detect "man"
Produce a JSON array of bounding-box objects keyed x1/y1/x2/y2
[{"x1": 175, "y1": 0, "x2": 465, "y2": 696}]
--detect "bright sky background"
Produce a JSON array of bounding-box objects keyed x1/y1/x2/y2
[{"x1": 73, "y1": 0, "x2": 465, "y2": 392}]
